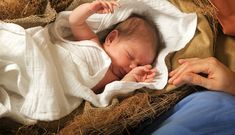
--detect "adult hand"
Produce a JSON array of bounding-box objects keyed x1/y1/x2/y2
[
  {"x1": 168, "y1": 57, "x2": 235, "y2": 95},
  {"x1": 90, "y1": 0, "x2": 119, "y2": 14},
  {"x1": 122, "y1": 65, "x2": 156, "y2": 83}
]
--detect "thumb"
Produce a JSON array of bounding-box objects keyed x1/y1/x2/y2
[{"x1": 174, "y1": 73, "x2": 213, "y2": 89}]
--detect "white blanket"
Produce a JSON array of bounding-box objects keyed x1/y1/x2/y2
[{"x1": 0, "y1": 0, "x2": 197, "y2": 124}]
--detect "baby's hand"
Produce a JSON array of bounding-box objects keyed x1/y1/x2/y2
[
  {"x1": 122, "y1": 65, "x2": 157, "y2": 83},
  {"x1": 90, "y1": 0, "x2": 119, "y2": 14}
]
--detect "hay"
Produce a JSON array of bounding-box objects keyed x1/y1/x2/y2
[
  {"x1": 193, "y1": 0, "x2": 217, "y2": 18},
  {"x1": 59, "y1": 86, "x2": 197, "y2": 135},
  {"x1": 1, "y1": 0, "x2": 81, "y2": 28},
  {"x1": 66, "y1": 0, "x2": 82, "y2": 11},
  {"x1": 50, "y1": 0, "x2": 74, "y2": 12},
  {"x1": 192, "y1": 0, "x2": 219, "y2": 36},
  {"x1": 0, "y1": 0, "x2": 47, "y2": 20},
  {"x1": 3, "y1": 1, "x2": 56, "y2": 28}
]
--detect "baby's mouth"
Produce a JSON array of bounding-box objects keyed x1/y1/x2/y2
[
  {"x1": 110, "y1": 65, "x2": 123, "y2": 79},
  {"x1": 119, "y1": 68, "x2": 126, "y2": 78},
  {"x1": 110, "y1": 65, "x2": 127, "y2": 79},
  {"x1": 115, "y1": 69, "x2": 123, "y2": 80}
]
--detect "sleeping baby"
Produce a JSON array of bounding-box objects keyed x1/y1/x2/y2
[{"x1": 69, "y1": 0, "x2": 162, "y2": 93}]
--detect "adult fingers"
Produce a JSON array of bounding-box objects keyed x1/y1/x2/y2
[
  {"x1": 168, "y1": 63, "x2": 188, "y2": 83},
  {"x1": 168, "y1": 58, "x2": 213, "y2": 84},
  {"x1": 169, "y1": 58, "x2": 200, "y2": 77},
  {"x1": 172, "y1": 72, "x2": 215, "y2": 89},
  {"x1": 178, "y1": 58, "x2": 200, "y2": 64}
]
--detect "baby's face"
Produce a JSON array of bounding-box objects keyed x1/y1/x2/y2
[{"x1": 104, "y1": 38, "x2": 156, "y2": 79}]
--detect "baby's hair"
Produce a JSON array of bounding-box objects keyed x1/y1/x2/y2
[
  {"x1": 98, "y1": 13, "x2": 164, "y2": 58},
  {"x1": 115, "y1": 14, "x2": 153, "y2": 38},
  {"x1": 115, "y1": 13, "x2": 164, "y2": 56}
]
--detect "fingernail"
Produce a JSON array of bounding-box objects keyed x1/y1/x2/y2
[
  {"x1": 178, "y1": 59, "x2": 185, "y2": 64},
  {"x1": 169, "y1": 71, "x2": 172, "y2": 76},
  {"x1": 178, "y1": 59, "x2": 182, "y2": 63},
  {"x1": 168, "y1": 78, "x2": 172, "y2": 83},
  {"x1": 169, "y1": 71, "x2": 174, "y2": 77}
]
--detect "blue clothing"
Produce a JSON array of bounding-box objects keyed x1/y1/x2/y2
[{"x1": 134, "y1": 91, "x2": 235, "y2": 135}]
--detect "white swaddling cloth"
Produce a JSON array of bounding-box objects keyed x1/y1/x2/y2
[{"x1": 0, "y1": 0, "x2": 197, "y2": 123}]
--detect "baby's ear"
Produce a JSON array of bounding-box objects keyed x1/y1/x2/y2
[{"x1": 105, "y1": 30, "x2": 119, "y2": 45}]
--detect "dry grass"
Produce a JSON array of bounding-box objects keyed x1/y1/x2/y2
[
  {"x1": 193, "y1": 0, "x2": 218, "y2": 36},
  {"x1": 49, "y1": 0, "x2": 74, "y2": 12},
  {"x1": 0, "y1": 0, "x2": 77, "y2": 20},
  {"x1": 0, "y1": 0, "x2": 48, "y2": 20},
  {"x1": 59, "y1": 86, "x2": 196, "y2": 135}
]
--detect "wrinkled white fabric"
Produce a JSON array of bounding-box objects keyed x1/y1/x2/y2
[
  {"x1": 0, "y1": 0, "x2": 197, "y2": 123},
  {"x1": 0, "y1": 22, "x2": 112, "y2": 123}
]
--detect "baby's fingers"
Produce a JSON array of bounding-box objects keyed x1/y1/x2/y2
[
  {"x1": 150, "y1": 68, "x2": 157, "y2": 74},
  {"x1": 144, "y1": 77, "x2": 155, "y2": 83},
  {"x1": 109, "y1": 1, "x2": 120, "y2": 12},
  {"x1": 146, "y1": 72, "x2": 156, "y2": 79},
  {"x1": 99, "y1": 0, "x2": 113, "y2": 12},
  {"x1": 98, "y1": 0, "x2": 111, "y2": 13},
  {"x1": 97, "y1": 0, "x2": 119, "y2": 13}
]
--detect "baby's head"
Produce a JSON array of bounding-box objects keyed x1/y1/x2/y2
[{"x1": 103, "y1": 13, "x2": 162, "y2": 79}]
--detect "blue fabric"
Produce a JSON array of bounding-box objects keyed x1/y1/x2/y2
[{"x1": 135, "y1": 91, "x2": 235, "y2": 135}]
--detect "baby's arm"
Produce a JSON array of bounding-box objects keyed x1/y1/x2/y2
[
  {"x1": 69, "y1": 0, "x2": 119, "y2": 42},
  {"x1": 122, "y1": 65, "x2": 157, "y2": 82}
]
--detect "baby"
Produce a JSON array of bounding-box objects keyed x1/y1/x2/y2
[{"x1": 69, "y1": 0, "x2": 162, "y2": 93}]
